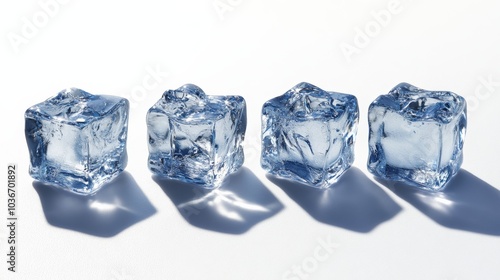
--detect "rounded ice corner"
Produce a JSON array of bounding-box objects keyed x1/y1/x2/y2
[
  {"x1": 163, "y1": 84, "x2": 206, "y2": 102},
  {"x1": 24, "y1": 106, "x2": 37, "y2": 119},
  {"x1": 261, "y1": 96, "x2": 281, "y2": 115},
  {"x1": 51, "y1": 88, "x2": 96, "y2": 104},
  {"x1": 456, "y1": 94, "x2": 467, "y2": 114},
  {"x1": 369, "y1": 91, "x2": 401, "y2": 111},
  {"x1": 120, "y1": 96, "x2": 130, "y2": 107},
  {"x1": 286, "y1": 82, "x2": 319, "y2": 95},
  {"x1": 342, "y1": 93, "x2": 360, "y2": 112},
  {"x1": 227, "y1": 95, "x2": 247, "y2": 109},
  {"x1": 145, "y1": 104, "x2": 158, "y2": 117},
  {"x1": 346, "y1": 92, "x2": 359, "y2": 104},
  {"x1": 232, "y1": 94, "x2": 246, "y2": 104},
  {"x1": 178, "y1": 83, "x2": 206, "y2": 97},
  {"x1": 160, "y1": 89, "x2": 172, "y2": 100},
  {"x1": 294, "y1": 81, "x2": 316, "y2": 89},
  {"x1": 389, "y1": 82, "x2": 420, "y2": 94}
]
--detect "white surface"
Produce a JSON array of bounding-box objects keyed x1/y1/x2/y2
[{"x1": 1, "y1": 0, "x2": 500, "y2": 279}]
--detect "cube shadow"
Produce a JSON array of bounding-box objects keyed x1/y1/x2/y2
[
  {"x1": 33, "y1": 172, "x2": 156, "y2": 237},
  {"x1": 154, "y1": 167, "x2": 284, "y2": 234},
  {"x1": 267, "y1": 167, "x2": 402, "y2": 233},
  {"x1": 379, "y1": 169, "x2": 500, "y2": 236}
]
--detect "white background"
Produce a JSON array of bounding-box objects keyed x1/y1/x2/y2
[{"x1": 1, "y1": 0, "x2": 500, "y2": 279}]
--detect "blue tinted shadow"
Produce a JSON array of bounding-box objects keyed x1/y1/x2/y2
[
  {"x1": 33, "y1": 172, "x2": 156, "y2": 238},
  {"x1": 379, "y1": 169, "x2": 500, "y2": 236},
  {"x1": 268, "y1": 167, "x2": 401, "y2": 233},
  {"x1": 154, "y1": 167, "x2": 284, "y2": 235}
]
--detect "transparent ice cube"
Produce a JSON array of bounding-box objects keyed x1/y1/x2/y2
[
  {"x1": 147, "y1": 84, "x2": 246, "y2": 189},
  {"x1": 261, "y1": 82, "x2": 359, "y2": 188},
  {"x1": 24, "y1": 88, "x2": 129, "y2": 195},
  {"x1": 368, "y1": 83, "x2": 467, "y2": 191}
]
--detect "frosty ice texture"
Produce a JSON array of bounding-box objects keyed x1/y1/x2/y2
[
  {"x1": 368, "y1": 83, "x2": 467, "y2": 191},
  {"x1": 261, "y1": 82, "x2": 359, "y2": 188},
  {"x1": 25, "y1": 88, "x2": 129, "y2": 195},
  {"x1": 147, "y1": 84, "x2": 246, "y2": 189}
]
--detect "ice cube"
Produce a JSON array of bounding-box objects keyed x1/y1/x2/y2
[
  {"x1": 147, "y1": 84, "x2": 246, "y2": 189},
  {"x1": 25, "y1": 88, "x2": 129, "y2": 195},
  {"x1": 368, "y1": 83, "x2": 467, "y2": 191},
  {"x1": 261, "y1": 82, "x2": 359, "y2": 188}
]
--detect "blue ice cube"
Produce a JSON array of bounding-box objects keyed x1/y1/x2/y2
[
  {"x1": 261, "y1": 82, "x2": 359, "y2": 188},
  {"x1": 368, "y1": 83, "x2": 467, "y2": 191},
  {"x1": 25, "y1": 88, "x2": 129, "y2": 195},
  {"x1": 147, "y1": 84, "x2": 247, "y2": 189}
]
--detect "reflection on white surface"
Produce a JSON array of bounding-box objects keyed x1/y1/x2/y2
[
  {"x1": 178, "y1": 189, "x2": 271, "y2": 222},
  {"x1": 89, "y1": 200, "x2": 118, "y2": 213},
  {"x1": 155, "y1": 167, "x2": 283, "y2": 234},
  {"x1": 410, "y1": 191, "x2": 455, "y2": 214},
  {"x1": 268, "y1": 167, "x2": 402, "y2": 233},
  {"x1": 33, "y1": 172, "x2": 156, "y2": 237},
  {"x1": 388, "y1": 169, "x2": 500, "y2": 236},
  {"x1": 88, "y1": 199, "x2": 133, "y2": 213},
  {"x1": 427, "y1": 194, "x2": 455, "y2": 214}
]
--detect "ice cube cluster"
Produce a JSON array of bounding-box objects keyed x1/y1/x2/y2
[{"x1": 24, "y1": 82, "x2": 468, "y2": 195}]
